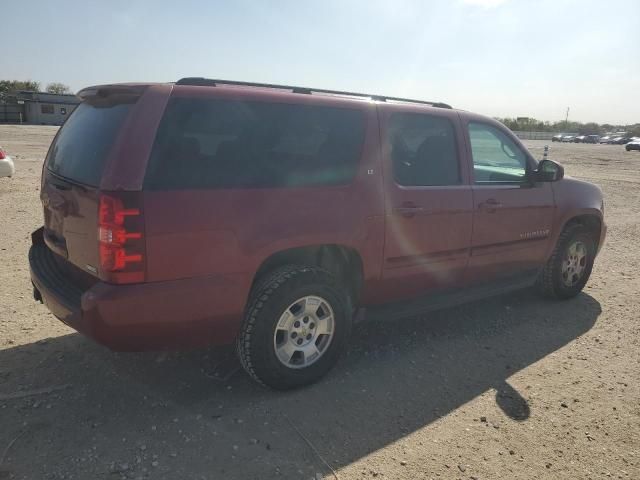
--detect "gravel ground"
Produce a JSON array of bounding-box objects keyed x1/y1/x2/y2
[{"x1": 0, "y1": 125, "x2": 638, "y2": 480}]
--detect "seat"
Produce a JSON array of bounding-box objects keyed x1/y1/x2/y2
[{"x1": 412, "y1": 135, "x2": 458, "y2": 186}]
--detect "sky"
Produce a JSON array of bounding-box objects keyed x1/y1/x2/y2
[{"x1": 2, "y1": 0, "x2": 639, "y2": 124}]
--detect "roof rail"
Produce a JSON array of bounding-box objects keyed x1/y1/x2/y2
[{"x1": 175, "y1": 77, "x2": 452, "y2": 109}]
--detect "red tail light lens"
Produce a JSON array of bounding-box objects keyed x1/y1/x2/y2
[
  {"x1": 98, "y1": 193, "x2": 145, "y2": 283},
  {"x1": 0, "y1": 149, "x2": 6, "y2": 160}
]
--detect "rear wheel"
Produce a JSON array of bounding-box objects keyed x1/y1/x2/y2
[
  {"x1": 237, "y1": 265, "x2": 351, "y2": 390},
  {"x1": 537, "y1": 224, "x2": 596, "y2": 299}
]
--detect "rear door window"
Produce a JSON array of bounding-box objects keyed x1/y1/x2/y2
[
  {"x1": 144, "y1": 98, "x2": 366, "y2": 190},
  {"x1": 46, "y1": 102, "x2": 133, "y2": 186},
  {"x1": 388, "y1": 113, "x2": 460, "y2": 186}
]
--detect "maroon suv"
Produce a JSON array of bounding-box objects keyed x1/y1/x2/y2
[{"x1": 29, "y1": 78, "x2": 606, "y2": 389}]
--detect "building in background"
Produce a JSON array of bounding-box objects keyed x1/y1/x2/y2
[{"x1": 0, "y1": 91, "x2": 79, "y2": 125}]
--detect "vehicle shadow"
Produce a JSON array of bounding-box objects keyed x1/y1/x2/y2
[{"x1": 0, "y1": 290, "x2": 600, "y2": 479}]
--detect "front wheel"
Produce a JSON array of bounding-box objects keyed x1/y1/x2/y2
[
  {"x1": 237, "y1": 265, "x2": 351, "y2": 390},
  {"x1": 537, "y1": 224, "x2": 596, "y2": 299}
]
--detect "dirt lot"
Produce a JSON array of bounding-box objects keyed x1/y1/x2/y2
[{"x1": 0, "y1": 125, "x2": 638, "y2": 480}]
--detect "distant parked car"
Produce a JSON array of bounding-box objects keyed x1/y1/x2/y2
[
  {"x1": 574, "y1": 135, "x2": 586, "y2": 143},
  {"x1": 552, "y1": 134, "x2": 564, "y2": 142},
  {"x1": 584, "y1": 135, "x2": 600, "y2": 144},
  {"x1": 625, "y1": 139, "x2": 640, "y2": 151},
  {"x1": 599, "y1": 136, "x2": 614, "y2": 144},
  {"x1": 0, "y1": 146, "x2": 15, "y2": 178},
  {"x1": 611, "y1": 136, "x2": 632, "y2": 145},
  {"x1": 561, "y1": 135, "x2": 576, "y2": 142}
]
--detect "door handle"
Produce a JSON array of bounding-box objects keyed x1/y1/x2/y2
[
  {"x1": 478, "y1": 198, "x2": 503, "y2": 212},
  {"x1": 394, "y1": 204, "x2": 424, "y2": 218}
]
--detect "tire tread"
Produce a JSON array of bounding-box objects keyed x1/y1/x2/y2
[
  {"x1": 537, "y1": 223, "x2": 594, "y2": 299},
  {"x1": 236, "y1": 264, "x2": 346, "y2": 389}
]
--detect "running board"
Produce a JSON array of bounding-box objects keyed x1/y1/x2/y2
[{"x1": 365, "y1": 271, "x2": 538, "y2": 322}]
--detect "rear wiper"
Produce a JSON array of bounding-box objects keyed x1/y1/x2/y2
[
  {"x1": 47, "y1": 171, "x2": 88, "y2": 192},
  {"x1": 49, "y1": 179, "x2": 71, "y2": 190}
]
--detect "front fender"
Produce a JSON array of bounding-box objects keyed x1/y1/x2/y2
[{"x1": 545, "y1": 177, "x2": 605, "y2": 259}]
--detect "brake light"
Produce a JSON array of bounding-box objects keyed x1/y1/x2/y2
[
  {"x1": 0, "y1": 149, "x2": 5, "y2": 160},
  {"x1": 98, "y1": 193, "x2": 145, "y2": 283}
]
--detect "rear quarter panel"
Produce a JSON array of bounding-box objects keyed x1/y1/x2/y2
[{"x1": 142, "y1": 87, "x2": 385, "y2": 311}]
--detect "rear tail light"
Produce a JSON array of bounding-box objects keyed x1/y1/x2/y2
[
  {"x1": 0, "y1": 149, "x2": 5, "y2": 160},
  {"x1": 98, "y1": 193, "x2": 146, "y2": 283}
]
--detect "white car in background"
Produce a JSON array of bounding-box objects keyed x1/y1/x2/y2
[
  {"x1": 0, "y1": 146, "x2": 15, "y2": 177},
  {"x1": 626, "y1": 138, "x2": 640, "y2": 152}
]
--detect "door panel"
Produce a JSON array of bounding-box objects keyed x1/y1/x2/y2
[
  {"x1": 379, "y1": 106, "x2": 473, "y2": 303},
  {"x1": 467, "y1": 183, "x2": 554, "y2": 282},
  {"x1": 463, "y1": 118, "x2": 555, "y2": 283},
  {"x1": 383, "y1": 187, "x2": 473, "y2": 300}
]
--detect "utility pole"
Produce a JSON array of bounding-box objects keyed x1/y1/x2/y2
[{"x1": 565, "y1": 107, "x2": 570, "y2": 130}]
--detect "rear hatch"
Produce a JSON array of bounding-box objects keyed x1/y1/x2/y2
[{"x1": 41, "y1": 89, "x2": 139, "y2": 280}]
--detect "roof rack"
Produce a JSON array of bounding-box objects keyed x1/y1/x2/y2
[{"x1": 175, "y1": 77, "x2": 452, "y2": 109}]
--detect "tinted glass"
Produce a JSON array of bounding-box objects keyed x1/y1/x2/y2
[
  {"x1": 144, "y1": 98, "x2": 366, "y2": 190},
  {"x1": 46, "y1": 102, "x2": 132, "y2": 186},
  {"x1": 389, "y1": 113, "x2": 460, "y2": 186},
  {"x1": 469, "y1": 122, "x2": 528, "y2": 183}
]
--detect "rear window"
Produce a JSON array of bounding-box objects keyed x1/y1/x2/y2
[
  {"x1": 46, "y1": 102, "x2": 132, "y2": 186},
  {"x1": 144, "y1": 98, "x2": 366, "y2": 190}
]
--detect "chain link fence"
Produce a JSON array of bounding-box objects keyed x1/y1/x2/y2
[{"x1": 512, "y1": 131, "x2": 555, "y2": 140}]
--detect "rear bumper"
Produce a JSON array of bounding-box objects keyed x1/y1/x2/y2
[{"x1": 29, "y1": 228, "x2": 249, "y2": 351}]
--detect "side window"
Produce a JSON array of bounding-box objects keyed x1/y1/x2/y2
[
  {"x1": 468, "y1": 122, "x2": 528, "y2": 183},
  {"x1": 145, "y1": 99, "x2": 365, "y2": 190},
  {"x1": 389, "y1": 113, "x2": 460, "y2": 187}
]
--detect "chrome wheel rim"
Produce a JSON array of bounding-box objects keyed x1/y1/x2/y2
[
  {"x1": 273, "y1": 296, "x2": 335, "y2": 369},
  {"x1": 561, "y1": 241, "x2": 588, "y2": 287}
]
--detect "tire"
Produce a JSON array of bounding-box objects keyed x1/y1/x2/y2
[
  {"x1": 237, "y1": 265, "x2": 352, "y2": 390},
  {"x1": 537, "y1": 223, "x2": 596, "y2": 299}
]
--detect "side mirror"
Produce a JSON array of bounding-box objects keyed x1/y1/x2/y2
[{"x1": 535, "y1": 159, "x2": 564, "y2": 182}]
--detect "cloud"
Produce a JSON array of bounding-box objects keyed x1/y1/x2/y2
[{"x1": 462, "y1": 0, "x2": 509, "y2": 7}]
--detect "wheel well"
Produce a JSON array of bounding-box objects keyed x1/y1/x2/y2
[
  {"x1": 253, "y1": 245, "x2": 364, "y2": 305},
  {"x1": 564, "y1": 215, "x2": 602, "y2": 248}
]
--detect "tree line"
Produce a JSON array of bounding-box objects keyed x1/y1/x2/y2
[
  {"x1": 495, "y1": 117, "x2": 640, "y2": 137},
  {"x1": 0, "y1": 80, "x2": 71, "y2": 100}
]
